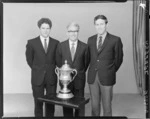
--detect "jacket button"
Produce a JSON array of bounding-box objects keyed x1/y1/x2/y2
[
  {"x1": 95, "y1": 68, "x2": 97, "y2": 70},
  {"x1": 97, "y1": 60, "x2": 99, "y2": 62}
]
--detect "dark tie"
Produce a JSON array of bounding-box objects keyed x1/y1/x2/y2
[
  {"x1": 97, "y1": 36, "x2": 102, "y2": 52},
  {"x1": 71, "y1": 42, "x2": 75, "y2": 61},
  {"x1": 44, "y1": 39, "x2": 48, "y2": 53}
]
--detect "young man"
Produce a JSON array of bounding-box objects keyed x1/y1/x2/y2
[
  {"x1": 56, "y1": 22, "x2": 90, "y2": 117},
  {"x1": 25, "y1": 18, "x2": 59, "y2": 117},
  {"x1": 87, "y1": 15, "x2": 123, "y2": 116}
]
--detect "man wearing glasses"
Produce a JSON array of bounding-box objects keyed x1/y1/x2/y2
[{"x1": 56, "y1": 22, "x2": 90, "y2": 117}]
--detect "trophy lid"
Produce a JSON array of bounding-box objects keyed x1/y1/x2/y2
[{"x1": 60, "y1": 60, "x2": 73, "y2": 71}]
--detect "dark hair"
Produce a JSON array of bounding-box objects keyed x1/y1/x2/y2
[
  {"x1": 94, "y1": 15, "x2": 108, "y2": 24},
  {"x1": 37, "y1": 18, "x2": 52, "y2": 28}
]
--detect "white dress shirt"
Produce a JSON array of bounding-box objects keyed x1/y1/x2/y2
[
  {"x1": 69, "y1": 40, "x2": 78, "y2": 53},
  {"x1": 40, "y1": 36, "x2": 49, "y2": 49},
  {"x1": 97, "y1": 32, "x2": 107, "y2": 49}
]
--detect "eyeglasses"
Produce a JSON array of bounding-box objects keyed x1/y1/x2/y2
[{"x1": 68, "y1": 30, "x2": 79, "y2": 33}]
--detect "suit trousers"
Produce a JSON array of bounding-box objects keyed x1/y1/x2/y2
[
  {"x1": 63, "y1": 86, "x2": 85, "y2": 117},
  {"x1": 89, "y1": 72, "x2": 113, "y2": 116},
  {"x1": 32, "y1": 73, "x2": 57, "y2": 117}
]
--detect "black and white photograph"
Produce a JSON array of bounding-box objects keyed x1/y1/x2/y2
[{"x1": 0, "y1": 0, "x2": 149, "y2": 118}]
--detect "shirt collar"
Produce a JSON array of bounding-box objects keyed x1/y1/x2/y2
[
  {"x1": 97, "y1": 32, "x2": 107, "y2": 39},
  {"x1": 69, "y1": 39, "x2": 78, "y2": 46},
  {"x1": 40, "y1": 35, "x2": 49, "y2": 41}
]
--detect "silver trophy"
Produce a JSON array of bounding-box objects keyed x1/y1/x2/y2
[{"x1": 55, "y1": 60, "x2": 77, "y2": 99}]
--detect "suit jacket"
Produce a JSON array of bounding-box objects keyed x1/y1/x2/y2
[
  {"x1": 56, "y1": 40, "x2": 90, "y2": 89},
  {"x1": 87, "y1": 33, "x2": 123, "y2": 86},
  {"x1": 25, "y1": 36, "x2": 59, "y2": 86}
]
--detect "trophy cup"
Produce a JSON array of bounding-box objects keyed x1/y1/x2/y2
[{"x1": 55, "y1": 60, "x2": 77, "y2": 99}]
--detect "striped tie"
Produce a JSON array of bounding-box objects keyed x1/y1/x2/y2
[{"x1": 97, "y1": 36, "x2": 102, "y2": 52}]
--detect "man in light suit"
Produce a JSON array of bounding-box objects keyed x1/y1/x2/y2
[
  {"x1": 87, "y1": 15, "x2": 123, "y2": 116},
  {"x1": 56, "y1": 22, "x2": 90, "y2": 117},
  {"x1": 25, "y1": 18, "x2": 59, "y2": 117}
]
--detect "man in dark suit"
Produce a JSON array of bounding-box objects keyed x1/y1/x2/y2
[
  {"x1": 87, "y1": 15, "x2": 123, "y2": 116},
  {"x1": 56, "y1": 22, "x2": 90, "y2": 117},
  {"x1": 25, "y1": 18, "x2": 59, "y2": 117}
]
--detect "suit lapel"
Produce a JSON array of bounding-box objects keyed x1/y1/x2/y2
[
  {"x1": 46, "y1": 37, "x2": 52, "y2": 54},
  {"x1": 73, "y1": 40, "x2": 81, "y2": 62},
  {"x1": 66, "y1": 40, "x2": 81, "y2": 63},
  {"x1": 98, "y1": 33, "x2": 109, "y2": 55},
  {"x1": 92, "y1": 35, "x2": 98, "y2": 55},
  {"x1": 94, "y1": 35, "x2": 97, "y2": 53},
  {"x1": 37, "y1": 36, "x2": 45, "y2": 54},
  {"x1": 66, "y1": 40, "x2": 73, "y2": 63}
]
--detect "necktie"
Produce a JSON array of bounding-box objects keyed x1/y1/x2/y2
[
  {"x1": 97, "y1": 36, "x2": 102, "y2": 52},
  {"x1": 44, "y1": 39, "x2": 48, "y2": 53},
  {"x1": 71, "y1": 42, "x2": 75, "y2": 61}
]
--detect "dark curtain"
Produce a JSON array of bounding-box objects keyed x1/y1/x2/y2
[{"x1": 133, "y1": 0, "x2": 146, "y2": 96}]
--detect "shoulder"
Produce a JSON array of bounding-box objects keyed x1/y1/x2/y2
[
  {"x1": 78, "y1": 40, "x2": 88, "y2": 47},
  {"x1": 27, "y1": 36, "x2": 39, "y2": 44},
  {"x1": 88, "y1": 34, "x2": 97, "y2": 44},
  {"x1": 88, "y1": 34, "x2": 97, "y2": 40},
  {"x1": 108, "y1": 33, "x2": 121, "y2": 41},
  {"x1": 50, "y1": 37, "x2": 59, "y2": 44},
  {"x1": 60, "y1": 40, "x2": 68, "y2": 46},
  {"x1": 57, "y1": 40, "x2": 68, "y2": 49}
]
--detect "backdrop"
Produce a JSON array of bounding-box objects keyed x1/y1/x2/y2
[{"x1": 3, "y1": 1, "x2": 138, "y2": 94}]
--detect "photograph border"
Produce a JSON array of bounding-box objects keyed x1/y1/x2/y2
[{"x1": 0, "y1": 0, "x2": 149, "y2": 118}]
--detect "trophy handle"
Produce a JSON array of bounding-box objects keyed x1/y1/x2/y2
[
  {"x1": 55, "y1": 67, "x2": 59, "y2": 79},
  {"x1": 71, "y1": 69, "x2": 77, "y2": 81}
]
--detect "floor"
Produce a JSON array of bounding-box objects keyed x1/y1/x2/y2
[{"x1": 3, "y1": 93, "x2": 145, "y2": 118}]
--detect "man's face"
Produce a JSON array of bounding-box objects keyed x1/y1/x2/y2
[
  {"x1": 67, "y1": 25, "x2": 79, "y2": 42},
  {"x1": 95, "y1": 19, "x2": 107, "y2": 35},
  {"x1": 40, "y1": 23, "x2": 51, "y2": 38}
]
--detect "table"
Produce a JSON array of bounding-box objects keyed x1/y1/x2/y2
[
  {"x1": 38, "y1": 95, "x2": 90, "y2": 116},
  {"x1": 38, "y1": 95, "x2": 90, "y2": 109}
]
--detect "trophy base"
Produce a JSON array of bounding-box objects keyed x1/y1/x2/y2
[{"x1": 57, "y1": 91, "x2": 74, "y2": 99}]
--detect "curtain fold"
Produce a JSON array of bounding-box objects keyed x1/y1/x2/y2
[{"x1": 133, "y1": 0, "x2": 146, "y2": 96}]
